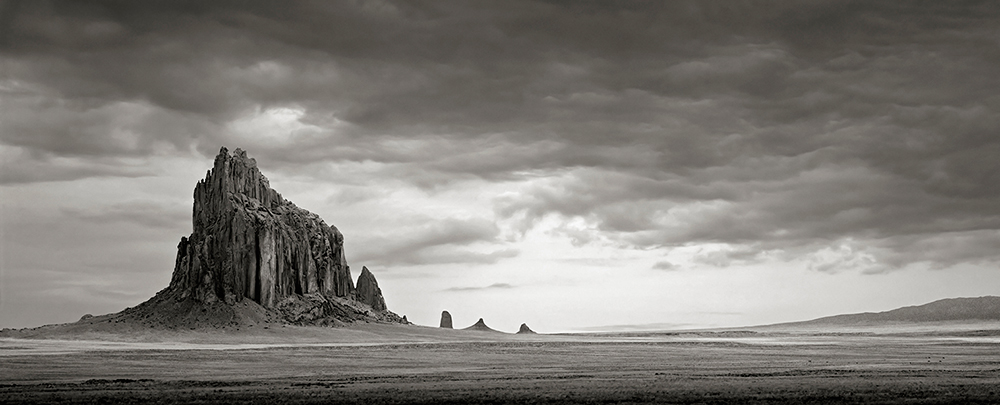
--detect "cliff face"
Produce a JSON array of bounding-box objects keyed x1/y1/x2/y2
[{"x1": 168, "y1": 147, "x2": 355, "y2": 308}]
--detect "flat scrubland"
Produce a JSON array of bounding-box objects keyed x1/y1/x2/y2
[{"x1": 2, "y1": 322, "x2": 1000, "y2": 404}]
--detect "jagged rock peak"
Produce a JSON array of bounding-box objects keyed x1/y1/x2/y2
[
  {"x1": 517, "y1": 323, "x2": 536, "y2": 334},
  {"x1": 463, "y1": 318, "x2": 501, "y2": 333},
  {"x1": 356, "y1": 266, "x2": 387, "y2": 312},
  {"x1": 195, "y1": 147, "x2": 283, "y2": 218},
  {"x1": 440, "y1": 311, "x2": 453, "y2": 328},
  {"x1": 167, "y1": 146, "x2": 356, "y2": 310}
]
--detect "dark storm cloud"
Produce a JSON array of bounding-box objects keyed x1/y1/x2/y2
[
  {"x1": 350, "y1": 217, "x2": 517, "y2": 267},
  {"x1": 2, "y1": 1, "x2": 998, "y2": 271}
]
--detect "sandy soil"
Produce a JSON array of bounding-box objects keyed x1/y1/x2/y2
[{"x1": 2, "y1": 324, "x2": 999, "y2": 404}]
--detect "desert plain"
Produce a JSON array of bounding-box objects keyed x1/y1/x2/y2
[{"x1": 2, "y1": 321, "x2": 999, "y2": 404}]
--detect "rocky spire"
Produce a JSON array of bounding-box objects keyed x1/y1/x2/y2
[
  {"x1": 439, "y1": 311, "x2": 453, "y2": 328},
  {"x1": 517, "y1": 323, "x2": 536, "y2": 334},
  {"x1": 168, "y1": 147, "x2": 355, "y2": 308},
  {"x1": 355, "y1": 266, "x2": 387, "y2": 311}
]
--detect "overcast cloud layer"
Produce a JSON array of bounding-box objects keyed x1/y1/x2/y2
[{"x1": 2, "y1": 1, "x2": 998, "y2": 329}]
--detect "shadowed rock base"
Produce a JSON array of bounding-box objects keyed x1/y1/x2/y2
[{"x1": 107, "y1": 281, "x2": 406, "y2": 330}]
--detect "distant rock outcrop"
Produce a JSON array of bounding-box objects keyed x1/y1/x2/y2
[
  {"x1": 790, "y1": 296, "x2": 1000, "y2": 326},
  {"x1": 440, "y1": 311, "x2": 453, "y2": 328},
  {"x1": 517, "y1": 323, "x2": 536, "y2": 334},
  {"x1": 111, "y1": 147, "x2": 405, "y2": 328},
  {"x1": 355, "y1": 267, "x2": 387, "y2": 311},
  {"x1": 463, "y1": 318, "x2": 502, "y2": 333}
]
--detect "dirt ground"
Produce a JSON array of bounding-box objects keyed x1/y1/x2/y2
[{"x1": 2, "y1": 326, "x2": 999, "y2": 404}]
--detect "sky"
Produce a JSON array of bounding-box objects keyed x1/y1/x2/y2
[{"x1": 1, "y1": 1, "x2": 999, "y2": 332}]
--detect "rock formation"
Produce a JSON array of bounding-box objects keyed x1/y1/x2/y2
[
  {"x1": 168, "y1": 147, "x2": 354, "y2": 307},
  {"x1": 517, "y1": 323, "x2": 536, "y2": 334},
  {"x1": 355, "y1": 267, "x2": 387, "y2": 311},
  {"x1": 463, "y1": 318, "x2": 502, "y2": 333},
  {"x1": 440, "y1": 311, "x2": 453, "y2": 328},
  {"x1": 114, "y1": 147, "x2": 405, "y2": 328}
]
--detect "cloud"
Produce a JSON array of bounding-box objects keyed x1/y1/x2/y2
[
  {"x1": 651, "y1": 261, "x2": 679, "y2": 271},
  {"x1": 806, "y1": 240, "x2": 883, "y2": 274},
  {"x1": 691, "y1": 245, "x2": 774, "y2": 268},
  {"x1": 443, "y1": 283, "x2": 515, "y2": 292},
  {"x1": 495, "y1": 154, "x2": 1000, "y2": 271},
  {"x1": 350, "y1": 217, "x2": 518, "y2": 267},
  {"x1": 2, "y1": 1, "x2": 998, "y2": 274},
  {"x1": 0, "y1": 146, "x2": 154, "y2": 184},
  {"x1": 61, "y1": 200, "x2": 189, "y2": 231},
  {"x1": 377, "y1": 247, "x2": 519, "y2": 267},
  {"x1": 556, "y1": 256, "x2": 645, "y2": 268}
]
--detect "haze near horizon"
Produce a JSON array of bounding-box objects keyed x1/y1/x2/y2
[{"x1": 1, "y1": 1, "x2": 998, "y2": 331}]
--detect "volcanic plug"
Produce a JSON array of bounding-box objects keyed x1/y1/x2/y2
[{"x1": 117, "y1": 147, "x2": 405, "y2": 327}]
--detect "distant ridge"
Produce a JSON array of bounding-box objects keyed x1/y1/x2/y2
[{"x1": 791, "y1": 296, "x2": 1000, "y2": 326}]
